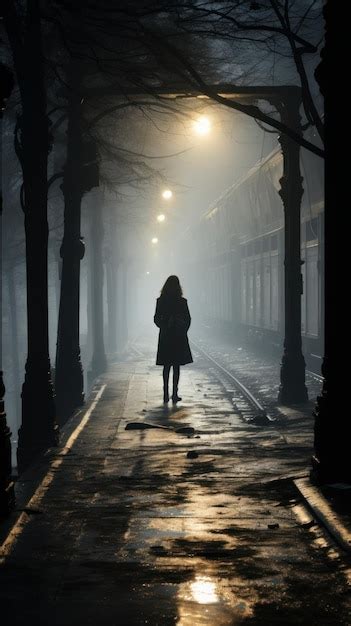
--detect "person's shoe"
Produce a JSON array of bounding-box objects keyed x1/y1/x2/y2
[
  {"x1": 172, "y1": 394, "x2": 182, "y2": 403},
  {"x1": 163, "y1": 392, "x2": 170, "y2": 403}
]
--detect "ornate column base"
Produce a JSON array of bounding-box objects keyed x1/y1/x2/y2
[
  {"x1": 278, "y1": 352, "x2": 308, "y2": 405},
  {"x1": 17, "y1": 364, "x2": 59, "y2": 475},
  {"x1": 55, "y1": 358, "x2": 84, "y2": 425}
]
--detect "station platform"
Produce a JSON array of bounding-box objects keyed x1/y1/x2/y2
[{"x1": 1, "y1": 345, "x2": 350, "y2": 625}]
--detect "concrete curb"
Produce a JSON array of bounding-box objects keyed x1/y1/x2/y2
[
  {"x1": 0, "y1": 382, "x2": 105, "y2": 548},
  {"x1": 294, "y1": 478, "x2": 351, "y2": 554}
]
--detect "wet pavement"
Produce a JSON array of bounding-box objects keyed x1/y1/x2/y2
[{"x1": 1, "y1": 337, "x2": 351, "y2": 625}]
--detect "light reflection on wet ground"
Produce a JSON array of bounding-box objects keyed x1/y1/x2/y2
[
  {"x1": 176, "y1": 574, "x2": 254, "y2": 625},
  {"x1": 0, "y1": 336, "x2": 350, "y2": 625}
]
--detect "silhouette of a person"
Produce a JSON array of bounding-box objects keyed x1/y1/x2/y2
[{"x1": 154, "y1": 275, "x2": 193, "y2": 403}]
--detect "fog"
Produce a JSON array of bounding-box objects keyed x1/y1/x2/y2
[
  {"x1": 1, "y1": 1, "x2": 324, "y2": 472},
  {"x1": 96, "y1": 108, "x2": 277, "y2": 322},
  {"x1": 3, "y1": 9, "x2": 347, "y2": 625},
  {"x1": 2, "y1": 91, "x2": 324, "y2": 470}
]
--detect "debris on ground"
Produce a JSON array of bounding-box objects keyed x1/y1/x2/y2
[
  {"x1": 186, "y1": 451, "x2": 199, "y2": 459},
  {"x1": 176, "y1": 426, "x2": 195, "y2": 435},
  {"x1": 125, "y1": 422, "x2": 172, "y2": 431}
]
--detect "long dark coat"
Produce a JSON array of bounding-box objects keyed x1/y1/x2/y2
[{"x1": 154, "y1": 296, "x2": 193, "y2": 366}]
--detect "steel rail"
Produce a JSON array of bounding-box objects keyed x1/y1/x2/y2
[
  {"x1": 190, "y1": 339, "x2": 274, "y2": 421},
  {"x1": 306, "y1": 370, "x2": 323, "y2": 383}
]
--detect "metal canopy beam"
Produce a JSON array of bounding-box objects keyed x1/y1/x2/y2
[
  {"x1": 82, "y1": 81, "x2": 308, "y2": 405},
  {"x1": 82, "y1": 83, "x2": 299, "y2": 106}
]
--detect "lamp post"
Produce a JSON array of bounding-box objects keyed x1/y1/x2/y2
[{"x1": 276, "y1": 89, "x2": 308, "y2": 405}]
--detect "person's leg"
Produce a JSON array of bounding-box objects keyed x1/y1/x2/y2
[
  {"x1": 163, "y1": 365, "x2": 171, "y2": 402},
  {"x1": 172, "y1": 365, "x2": 181, "y2": 401}
]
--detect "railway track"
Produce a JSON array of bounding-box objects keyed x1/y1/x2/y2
[
  {"x1": 306, "y1": 369, "x2": 323, "y2": 384},
  {"x1": 191, "y1": 339, "x2": 276, "y2": 425},
  {"x1": 191, "y1": 338, "x2": 323, "y2": 426}
]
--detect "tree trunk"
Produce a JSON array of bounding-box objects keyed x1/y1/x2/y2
[
  {"x1": 55, "y1": 61, "x2": 99, "y2": 423},
  {"x1": 3, "y1": 0, "x2": 59, "y2": 473},
  {"x1": 106, "y1": 260, "x2": 118, "y2": 356},
  {"x1": 117, "y1": 262, "x2": 128, "y2": 352},
  {"x1": 55, "y1": 65, "x2": 85, "y2": 424},
  {"x1": 86, "y1": 241, "x2": 93, "y2": 369},
  {"x1": 105, "y1": 211, "x2": 118, "y2": 356},
  {"x1": 88, "y1": 190, "x2": 107, "y2": 387}
]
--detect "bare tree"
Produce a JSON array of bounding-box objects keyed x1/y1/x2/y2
[{"x1": 3, "y1": 0, "x2": 59, "y2": 473}]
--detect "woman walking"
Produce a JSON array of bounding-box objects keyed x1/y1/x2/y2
[{"x1": 154, "y1": 275, "x2": 193, "y2": 403}]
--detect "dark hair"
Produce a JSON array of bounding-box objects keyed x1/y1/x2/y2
[{"x1": 160, "y1": 275, "x2": 183, "y2": 298}]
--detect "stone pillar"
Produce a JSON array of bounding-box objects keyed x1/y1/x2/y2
[
  {"x1": 55, "y1": 66, "x2": 98, "y2": 423},
  {"x1": 277, "y1": 89, "x2": 308, "y2": 405}
]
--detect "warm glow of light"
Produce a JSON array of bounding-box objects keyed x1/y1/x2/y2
[
  {"x1": 157, "y1": 214, "x2": 166, "y2": 222},
  {"x1": 193, "y1": 115, "x2": 211, "y2": 136},
  {"x1": 151, "y1": 237, "x2": 158, "y2": 244},
  {"x1": 190, "y1": 577, "x2": 219, "y2": 604},
  {"x1": 162, "y1": 189, "x2": 173, "y2": 200}
]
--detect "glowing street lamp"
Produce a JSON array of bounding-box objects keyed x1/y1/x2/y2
[
  {"x1": 162, "y1": 189, "x2": 173, "y2": 200},
  {"x1": 193, "y1": 115, "x2": 211, "y2": 136},
  {"x1": 157, "y1": 214, "x2": 166, "y2": 222},
  {"x1": 151, "y1": 237, "x2": 158, "y2": 244}
]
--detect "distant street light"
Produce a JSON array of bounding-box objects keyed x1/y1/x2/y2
[
  {"x1": 162, "y1": 189, "x2": 173, "y2": 200},
  {"x1": 193, "y1": 115, "x2": 211, "y2": 136},
  {"x1": 146, "y1": 271, "x2": 150, "y2": 275},
  {"x1": 157, "y1": 214, "x2": 166, "y2": 222},
  {"x1": 151, "y1": 237, "x2": 158, "y2": 244}
]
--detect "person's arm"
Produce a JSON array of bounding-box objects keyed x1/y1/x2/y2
[
  {"x1": 184, "y1": 300, "x2": 191, "y2": 331},
  {"x1": 154, "y1": 299, "x2": 164, "y2": 328}
]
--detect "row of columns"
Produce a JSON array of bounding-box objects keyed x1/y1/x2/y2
[
  {"x1": 1, "y1": 60, "x2": 128, "y2": 511},
  {"x1": 1, "y1": 34, "x2": 349, "y2": 515}
]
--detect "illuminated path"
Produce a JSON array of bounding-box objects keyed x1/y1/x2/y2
[{"x1": 0, "y1": 342, "x2": 350, "y2": 625}]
